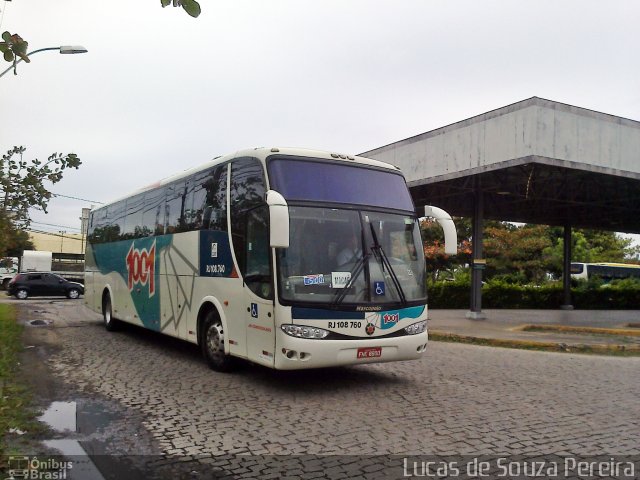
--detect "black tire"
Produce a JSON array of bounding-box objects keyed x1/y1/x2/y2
[
  {"x1": 2, "y1": 278, "x2": 10, "y2": 290},
  {"x1": 201, "y1": 310, "x2": 234, "y2": 372},
  {"x1": 67, "y1": 288, "x2": 80, "y2": 299},
  {"x1": 103, "y1": 294, "x2": 119, "y2": 331},
  {"x1": 16, "y1": 288, "x2": 28, "y2": 300}
]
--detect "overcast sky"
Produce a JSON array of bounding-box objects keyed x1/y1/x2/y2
[{"x1": 1, "y1": 0, "x2": 639, "y2": 237}]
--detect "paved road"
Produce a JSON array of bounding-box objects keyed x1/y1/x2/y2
[{"x1": 13, "y1": 298, "x2": 640, "y2": 478}]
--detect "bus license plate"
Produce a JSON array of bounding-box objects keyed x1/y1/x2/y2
[{"x1": 357, "y1": 347, "x2": 382, "y2": 359}]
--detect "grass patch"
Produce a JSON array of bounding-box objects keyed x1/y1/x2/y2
[
  {"x1": 520, "y1": 324, "x2": 640, "y2": 337},
  {"x1": 0, "y1": 304, "x2": 42, "y2": 455},
  {"x1": 429, "y1": 331, "x2": 640, "y2": 356}
]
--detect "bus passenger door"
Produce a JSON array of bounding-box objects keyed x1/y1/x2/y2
[{"x1": 243, "y1": 207, "x2": 275, "y2": 367}]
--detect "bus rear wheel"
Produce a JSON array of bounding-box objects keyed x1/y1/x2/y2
[{"x1": 201, "y1": 311, "x2": 234, "y2": 372}]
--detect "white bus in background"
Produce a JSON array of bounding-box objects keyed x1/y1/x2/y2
[
  {"x1": 84, "y1": 147, "x2": 456, "y2": 371},
  {"x1": 570, "y1": 262, "x2": 640, "y2": 282}
]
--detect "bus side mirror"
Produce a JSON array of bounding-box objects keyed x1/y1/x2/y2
[
  {"x1": 422, "y1": 206, "x2": 457, "y2": 255},
  {"x1": 266, "y1": 190, "x2": 289, "y2": 248}
]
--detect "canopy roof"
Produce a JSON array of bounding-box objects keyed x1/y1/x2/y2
[{"x1": 362, "y1": 97, "x2": 640, "y2": 233}]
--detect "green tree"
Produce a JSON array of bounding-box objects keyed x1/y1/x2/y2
[
  {"x1": 0, "y1": 146, "x2": 81, "y2": 255},
  {"x1": 0, "y1": 210, "x2": 34, "y2": 257},
  {"x1": 484, "y1": 223, "x2": 552, "y2": 283},
  {"x1": 421, "y1": 217, "x2": 472, "y2": 281},
  {"x1": 544, "y1": 227, "x2": 639, "y2": 277}
]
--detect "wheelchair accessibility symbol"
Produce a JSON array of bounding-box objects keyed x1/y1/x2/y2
[
  {"x1": 250, "y1": 303, "x2": 258, "y2": 318},
  {"x1": 374, "y1": 281, "x2": 385, "y2": 296}
]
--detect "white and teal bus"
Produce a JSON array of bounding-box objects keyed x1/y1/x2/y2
[
  {"x1": 570, "y1": 262, "x2": 640, "y2": 282},
  {"x1": 84, "y1": 148, "x2": 456, "y2": 371}
]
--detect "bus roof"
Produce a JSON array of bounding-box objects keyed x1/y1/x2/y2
[
  {"x1": 572, "y1": 262, "x2": 640, "y2": 268},
  {"x1": 95, "y1": 147, "x2": 402, "y2": 210}
]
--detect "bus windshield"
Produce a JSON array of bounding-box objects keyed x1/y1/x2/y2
[
  {"x1": 276, "y1": 206, "x2": 426, "y2": 307},
  {"x1": 268, "y1": 157, "x2": 415, "y2": 211}
]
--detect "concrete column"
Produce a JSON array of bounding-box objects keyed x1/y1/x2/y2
[
  {"x1": 561, "y1": 222, "x2": 574, "y2": 310},
  {"x1": 466, "y1": 180, "x2": 486, "y2": 319}
]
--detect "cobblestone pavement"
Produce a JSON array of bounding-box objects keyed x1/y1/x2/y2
[{"x1": 14, "y1": 299, "x2": 640, "y2": 478}]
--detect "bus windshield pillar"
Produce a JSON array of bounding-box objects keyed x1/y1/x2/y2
[{"x1": 561, "y1": 221, "x2": 574, "y2": 310}]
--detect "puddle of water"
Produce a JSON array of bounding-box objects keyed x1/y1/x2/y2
[
  {"x1": 39, "y1": 401, "x2": 77, "y2": 433},
  {"x1": 76, "y1": 401, "x2": 120, "y2": 436},
  {"x1": 28, "y1": 319, "x2": 51, "y2": 327}
]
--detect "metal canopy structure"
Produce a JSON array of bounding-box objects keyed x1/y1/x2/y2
[
  {"x1": 362, "y1": 97, "x2": 640, "y2": 316},
  {"x1": 411, "y1": 160, "x2": 640, "y2": 233}
]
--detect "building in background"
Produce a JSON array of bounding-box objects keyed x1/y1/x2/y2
[{"x1": 28, "y1": 231, "x2": 85, "y2": 273}]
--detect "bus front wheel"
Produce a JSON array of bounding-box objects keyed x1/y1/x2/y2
[
  {"x1": 103, "y1": 294, "x2": 119, "y2": 332},
  {"x1": 201, "y1": 311, "x2": 234, "y2": 372}
]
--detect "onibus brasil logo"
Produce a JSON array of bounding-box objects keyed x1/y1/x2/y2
[
  {"x1": 7, "y1": 456, "x2": 73, "y2": 479},
  {"x1": 126, "y1": 240, "x2": 156, "y2": 297}
]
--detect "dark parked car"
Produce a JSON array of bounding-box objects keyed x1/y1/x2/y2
[{"x1": 7, "y1": 272, "x2": 84, "y2": 300}]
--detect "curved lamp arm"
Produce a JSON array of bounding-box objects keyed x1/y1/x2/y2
[{"x1": 0, "y1": 45, "x2": 88, "y2": 78}]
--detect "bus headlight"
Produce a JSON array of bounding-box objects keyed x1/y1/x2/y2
[
  {"x1": 404, "y1": 320, "x2": 427, "y2": 335},
  {"x1": 281, "y1": 324, "x2": 330, "y2": 339}
]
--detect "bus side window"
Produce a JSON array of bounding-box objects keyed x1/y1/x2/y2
[
  {"x1": 106, "y1": 201, "x2": 125, "y2": 242},
  {"x1": 203, "y1": 164, "x2": 228, "y2": 231},
  {"x1": 230, "y1": 158, "x2": 266, "y2": 277},
  {"x1": 141, "y1": 187, "x2": 166, "y2": 237},
  {"x1": 123, "y1": 193, "x2": 145, "y2": 239},
  {"x1": 245, "y1": 206, "x2": 272, "y2": 299},
  {"x1": 165, "y1": 181, "x2": 185, "y2": 234}
]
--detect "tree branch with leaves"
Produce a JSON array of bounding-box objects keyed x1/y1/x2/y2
[
  {"x1": 0, "y1": 146, "x2": 82, "y2": 229},
  {"x1": 0, "y1": 31, "x2": 30, "y2": 75},
  {"x1": 160, "y1": 0, "x2": 201, "y2": 18}
]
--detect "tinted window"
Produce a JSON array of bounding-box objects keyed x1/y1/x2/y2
[
  {"x1": 165, "y1": 181, "x2": 186, "y2": 234},
  {"x1": 230, "y1": 158, "x2": 266, "y2": 276},
  {"x1": 88, "y1": 207, "x2": 108, "y2": 243},
  {"x1": 142, "y1": 187, "x2": 166, "y2": 236},
  {"x1": 106, "y1": 202, "x2": 125, "y2": 242},
  {"x1": 245, "y1": 206, "x2": 272, "y2": 299},
  {"x1": 268, "y1": 157, "x2": 414, "y2": 211},
  {"x1": 123, "y1": 193, "x2": 145, "y2": 239},
  {"x1": 192, "y1": 165, "x2": 228, "y2": 231}
]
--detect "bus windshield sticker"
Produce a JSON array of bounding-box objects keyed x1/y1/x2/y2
[
  {"x1": 303, "y1": 274, "x2": 325, "y2": 286},
  {"x1": 331, "y1": 271, "x2": 351, "y2": 289}
]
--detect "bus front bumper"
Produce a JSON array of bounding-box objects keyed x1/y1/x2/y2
[{"x1": 273, "y1": 329, "x2": 429, "y2": 370}]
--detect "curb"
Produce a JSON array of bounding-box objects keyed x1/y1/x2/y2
[
  {"x1": 517, "y1": 324, "x2": 640, "y2": 337},
  {"x1": 429, "y1": 331, "x2": 640, "y2": 356}
]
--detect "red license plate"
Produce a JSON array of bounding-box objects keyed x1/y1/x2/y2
[{"x1": 357, "y1": 346, "x2": 382, "y2": 359}]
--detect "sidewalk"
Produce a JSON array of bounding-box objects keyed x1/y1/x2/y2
[{"x1": 428, "y1": 309, "x2": 640, "y2": 351}]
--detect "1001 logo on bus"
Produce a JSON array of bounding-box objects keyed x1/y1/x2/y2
[{"x1": 126, "y1": 241, "x2": 156, "y2": 297}]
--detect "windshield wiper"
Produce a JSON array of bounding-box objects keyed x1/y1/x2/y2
[
  {"x1": 331, "y1": 252, "x2": 369, "y2": 306},
  {"x1": 369, "y1": 222, "x2": 407, "y2": 305}
]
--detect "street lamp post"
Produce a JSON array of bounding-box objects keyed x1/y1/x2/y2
[{"x1": 0, "y1": 45, "x2": 88, "y2": 78}]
